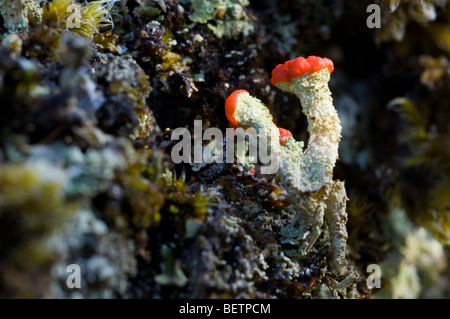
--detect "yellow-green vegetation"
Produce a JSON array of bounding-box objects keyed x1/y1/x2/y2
[
  {"x1": 42, "y1": 0, "x2": 115, "y2": 38},
  {"x1": 0, "y1": 160, "x2": 75, "y2": 233},
  {"x1": 0, "y1": 161, "x2": 77, "y2": 297},
  {"x1": 389, "y1": 97, "x2": 450, "y2": 246},
  {"x1": 419, "y1": 55, "x2": 450, "y2": 89},
  {"x1": 117, "y1": 149, "x2": 165, "y2": 230},
  {"x1": 162, "y1": 169, "x2": 213, "y2": 222}
]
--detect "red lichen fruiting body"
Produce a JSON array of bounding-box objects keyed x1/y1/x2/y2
[
  {"x1": 270, "y1": 63, "x2": 291, "y2": 86},
  {"x1": 225, "y1": 89, "x2": 248, "y2": 126},
  {"x1": 279, "y1": 127, "x2": 293, "y2": 145},
  {"x1": 270, "y1": 56, "x2": 334, "y2": 85},
  {"x1": 306, "y1": 56, "x2": 334, "y2": 74}
]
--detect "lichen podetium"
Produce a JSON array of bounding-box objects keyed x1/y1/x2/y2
[{"x1": 225, "y1": 56, "x2": 350, "y2": 276}]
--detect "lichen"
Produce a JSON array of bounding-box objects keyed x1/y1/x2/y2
[
  {"x1": 0, "y1": 0, "x2": 41, "y2": 32},
  {"x1": 223, "y1": 58, "x2": 352, "y2": 291},
  {"x1": 42, "y1": 0, "x2": 116, "y2": 39},
  {"x1": 183, "y1": 0, "x2": 254, "y2": 38},
  {"x1": 0, "y1": 160, "x2": 77, "y2": 297},
  {"x1": 377, "y1": 209, "x2": 448, "y2": 299},
  {"x1": 1, "y1": 0, "x2": 450, "y2": 300}
]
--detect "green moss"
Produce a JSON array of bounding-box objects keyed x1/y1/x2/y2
[
  {"x1": 0, "y1": 0, "x2": 35, "y2": 32},
  {"x1": 118, "y1": 149, "x2": 165, "y2": 229},
  {"x1": 93, "y1": 31, "x2": 119, "y2": 53},
  {"x1": 162, "y1": 170, "x2": 213, "y2": 221},
  {"x1": 0, "y1": 160, "x2": 75, "y2": 228},
  {"x1": 161, "y1": 51, "x2": 182, "y2": 71},
  {"x1": 0, "y1": 160, "x2": 78, "y2": 297}
]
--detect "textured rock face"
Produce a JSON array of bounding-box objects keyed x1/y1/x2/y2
[{"x1": 0, "y1": 0, "x2": 449, "y2": 299}]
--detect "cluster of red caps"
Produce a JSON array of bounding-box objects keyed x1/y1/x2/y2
[
  {"x1": 225, "y1": 56, "x2": 334, "y2": 159},
  {"x1": 270, "y1": 56, "x2": 334, "y2": 86}
]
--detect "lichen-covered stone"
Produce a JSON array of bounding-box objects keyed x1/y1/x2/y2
[{"x1": 1, "y1": 0, "x2": 450, "y2": 300}]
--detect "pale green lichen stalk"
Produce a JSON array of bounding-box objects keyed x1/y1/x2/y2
[
  {"x1": 276, "y1": 68, "x2": 341, "y2": 192},
  {"x1": 226, "y1": 58, "x2": 349, "y2": 276},
  {"x1": 233, "y1": 92, "x2": 281, "y2": 170},
  {"x1": 275, "y1": 68, "x2": 346, "y2": 269}
]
